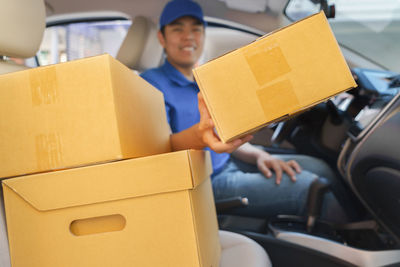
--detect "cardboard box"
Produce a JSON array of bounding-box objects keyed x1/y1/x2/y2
[
  {"x1": 0, "y1": 54, "x2": 171, "y2": 178},
  {"x1": 2, "y1": 150, "x2": 220, "y2": 267},
  {"x1": 193, "y1": 12, "x2": 357, "y2": 142}
]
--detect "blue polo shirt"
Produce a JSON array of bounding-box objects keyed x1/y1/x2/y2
[{"x1": 141, "y1": 60, "x2": 230, "y2": 175}]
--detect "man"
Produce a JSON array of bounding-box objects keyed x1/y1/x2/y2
[{"x1": 141, "y1": 0, "x2": 346, "y2": 220}]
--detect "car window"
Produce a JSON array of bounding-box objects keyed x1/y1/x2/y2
[
  {"x1": 16, "y1": 15, "x2": 262, "y2": 71},
  {"x1": 36, "y1": 20, "x2": 131, "y2": 66},
  {"x1": 285, "y1": 0, "x2": 400, "y2": 72},
  {"x1": 330, "y1": 0, "x2": 400, "y2": 72}
]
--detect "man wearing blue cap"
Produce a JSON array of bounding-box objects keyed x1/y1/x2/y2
[{"x1": 141, "y1": 0, "x2": 347, "y2": 220}]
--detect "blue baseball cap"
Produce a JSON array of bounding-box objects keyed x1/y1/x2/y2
[{"x1": 159, "y1": 0, "x2": 206, "y2": 29}]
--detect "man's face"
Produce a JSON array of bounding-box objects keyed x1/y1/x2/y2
[{"x1": 158, "y1": 16, "x2": 205, "y2": 69}]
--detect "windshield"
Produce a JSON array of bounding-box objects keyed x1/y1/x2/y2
[{"x1": 286, "y1": 0, "x2": 400, "y2": 72}]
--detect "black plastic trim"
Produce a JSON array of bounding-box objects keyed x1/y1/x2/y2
[
  {"x1": 46, "y1": 16, "x2": 129, "y2": 27},
  {"x1": 241, "y1": 231, "x2": 357, "y2": 267},
  {"x1": 206, "y1": 21, "x2": 261, "y2": 37}
]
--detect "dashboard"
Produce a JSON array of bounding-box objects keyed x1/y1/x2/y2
[
  {"x1": 342, "y1": 68, "x2": 400, "y2": 140},
  {"x1": 337, "y1": 68, "x2": 400, "y2": 176},
  {"x1": 335, "y1": 69, "x2": 400, "y2": 242}
]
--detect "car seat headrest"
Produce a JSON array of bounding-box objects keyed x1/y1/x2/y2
[
  {"x1": 116, "y1": 16, "x2": 163, "y2": 72},
  {"x1": 0, "y1": 0, "x2": 46, "y2": 59}
]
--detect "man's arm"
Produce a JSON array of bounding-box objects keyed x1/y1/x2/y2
[
  {"x1": 170, "y1": 93, "x2": 253, "y2": 153},
  {"x1": 232, "y1": 143, "x2": 302, "y2": 184},
  {"x1": 170, "y1": 93, "x2": 301, "y2": 184}
]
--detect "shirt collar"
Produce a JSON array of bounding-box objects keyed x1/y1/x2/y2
[{"x1": 161, "y1": 60, "x2": 196, "y2": 87}]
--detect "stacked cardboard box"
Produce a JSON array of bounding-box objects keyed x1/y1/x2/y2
[{"x1": 0, "y1": 54, "x2": 221, "y2": 267}]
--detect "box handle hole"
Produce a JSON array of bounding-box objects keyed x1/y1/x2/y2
[{"x1": 70, "y1": 214, "x2": 126, "y2": 236}]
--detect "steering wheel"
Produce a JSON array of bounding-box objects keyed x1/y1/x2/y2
[
  {"x1": 270, "y1": 117, "x2": 300, "y2": 147},
  {"x1": 271, "y1": 99, "x2": 348, "y2": 147}
]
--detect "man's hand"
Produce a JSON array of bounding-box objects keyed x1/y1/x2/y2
[
  {"x1": 197, "y1": 93, "x2": 253, "y2": 153},
  {"x1": 256, "y1": 153, "x2": 302, "y2": 184},
  {"x1": 169, "y1": 93, "x2": 252, "y2": 152},
  {"x1": 232, "y1": 143, "x2": 302, "y2": 184}
]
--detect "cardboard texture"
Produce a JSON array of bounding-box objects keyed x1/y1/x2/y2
[
  {"x1": 193, "y1": 12, "x2": 357, "y2": 142},
  {"x1": 0, "y1": 54, "x2": 171, "y2": 178},
  {"x1": 2, "y1": 150, "x2": 220, "y2": 267}
]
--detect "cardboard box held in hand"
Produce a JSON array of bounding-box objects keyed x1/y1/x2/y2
[
  {"x1": 2, "y1": 150, "x2": 220, "y2": 267},
  {"x1": 193, "y1": 12, "x2": 357, "y2": 143},
  {"x1": 0, "y1": 54, "x2": 171, "y2": 178}
]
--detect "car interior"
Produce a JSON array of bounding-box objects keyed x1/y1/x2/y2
[
  {"x1": 1, "y1": 0, "x2": 400, "y2": 266},
  {"x1": 115, "y1": 6, "x2": 400, "y2": 267}
]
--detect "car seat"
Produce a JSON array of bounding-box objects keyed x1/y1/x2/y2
[
  {"x1": 116, "y1": 15, "x2": 272, "y2": 267},
  {"x1": 0, "y1": 0, "x2": 45, "y2": 75},
  {"x1": 0, "y1": 0, "x2": 46, "y2": 266},
  {"x1": 220, "y1": 230, "x2": 271, "y2": 267},
  {"x1": 116, "y1": 16, "x2": 163, "y2": 72}
]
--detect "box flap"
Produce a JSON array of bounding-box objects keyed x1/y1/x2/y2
[
  {"x1": 2, "y1": 150, "x2": 202, "y2": 211},
  {"x1": 187, "y1": 150, "x2": 212, "y2": 187}
]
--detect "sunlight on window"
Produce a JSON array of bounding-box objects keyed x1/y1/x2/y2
[
  {"x1": 37, "y1": 20, "x2": 131, "y2": 66},
  {"x1": 334, "y1": 0, "x2": 400, "y2": 32}
]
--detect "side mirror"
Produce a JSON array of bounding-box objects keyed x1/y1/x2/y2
[{"x1": 284, "y1": 0, "x2": 335, "y2": 22}]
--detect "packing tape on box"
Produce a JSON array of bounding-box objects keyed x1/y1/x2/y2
[
  {"x1": 29, "y1": 67, "x2": 59, "y2": 106},
  {"x1": 256, "y1": 79, "x2": 300, "y2": 121},
  {"x1": 243, "y1": 38, "x2": 300, "y2": 121},
  {"x1": 243, "y1": 39, "x2": 291, "y2": 87},
  {"x1": 35, "y1": 133, "x2": 63, "y2": 170}
]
